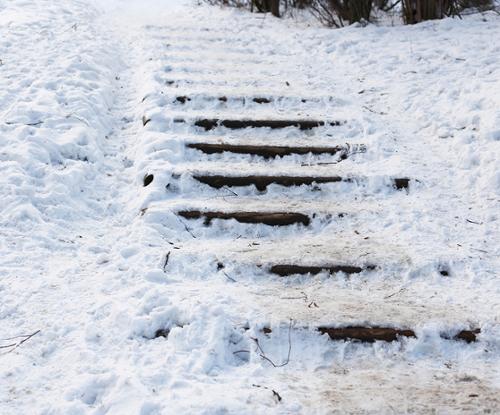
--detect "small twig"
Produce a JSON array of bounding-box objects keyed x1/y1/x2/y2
[
  {"x1": 282, "y1": 292, "x2": 308, "y2": 301},
  {"x1": 470, "y1": 247, "x2": 488, "y2": 254},
  {"x1": 362, "y1": 105, "x2": 387, "y2": 115},
  {"x1": 62, "y1": 23, "x2": 78, "y2": 33},
  {"x1": 65, "y1": 113, "x2": 90, "y2": 126},
  {"x1": 223, "y1": 271, "x2": 237, "y2": 283},
  {"x1": 5, "y1": 120, "x2": 43, "y2": 127},
  {"x1": 0, "y1": 343, "x2": 16, "y2": 349},
  {"x1": 163, "y1": 251, "x2": 171, "y2": 272},
  {"x1": 0, "y1": 333, "x2": 38, "y2": 341},
  {"x1": 251, "y1": 319, "x2": 292, "y2": 368},
  {"x1": 382, "y1": 0, "x2": 401, "y2": 12},
  {"x1": 1, "y1": 330, "x2": 40, "y2": 355},
  {"x1": 466, "y1": 219, "x2": 483, "y2": 225},
  {"x1": 272, "y1": 390, "x2": 282, "y2": 402},
  {"x1": 384, "y1": 287, "x2": 406, "y2": 299},
  {"x1": 302, "y1": 160, "x2": 340, "y2": 167},
  {"x1": 222, "y1": 186, "x2": 238, "y2": 197},
  {"x1": 301, "y1": 143, "x2": 365, "y2": 167},
  {"x1": 252, "y1": 384, "x2": 282, "y2": 403},
  {"x1": 176, "y1": 217, "x2": 196, "y2": 238}
]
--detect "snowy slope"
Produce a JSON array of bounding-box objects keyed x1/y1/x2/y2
[{"x1": 0, "y1": 0, "x2": 499, "y2": 414}]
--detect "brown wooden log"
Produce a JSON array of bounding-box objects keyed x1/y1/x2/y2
[
  {"x1": 193, "y1": 175, "x2": 346, "y2": 191},
  {"x1": 193, "y1": 174, "x2": 410, "y2": 191},
  {"x1": 177, "y1": 210, "x2": 310, "y2": 226},
  {"x1": 393, "y1": 178, "x2": 410, "y2": 190},
  {"x1": 175, "y1": 96, "x2": 191, "y2": 104},
  {"x1": 319, "y1": 326, "x2": 481, "y2": 343},
  {"x1": 187, "y1": 143, "x2": 348, "y2": 158},
  {"x1": 252, "y1": 97, "x2": 272, "y2": 104},
  {"x1": 449, "y1": 329, "x2": 481, "y2": 343},
  {"x1": 270, "y1": 264, "x2": 376, "y2": 276},
  {"x1": 194, "y1": 119, "x2": 340, "y2": 131},
  {"x1": 172, "y1": 96, "x2": 298, "y2": 105},
  {"x1": 318, "y1": 326, "x2": 416, "y2": 342}
]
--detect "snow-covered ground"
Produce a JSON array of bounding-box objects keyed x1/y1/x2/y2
[{"x1": 1, "y1": 0, "x2": 499, "y2": 413}]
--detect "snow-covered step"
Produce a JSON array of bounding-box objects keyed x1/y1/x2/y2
[
  {"x1": 163, "y1": 40, "x2": 281, "y2": 52},
  {"x1": 159, "y1": 76, "x2": 315, "y2": 91},
  {"x1": 269, "y1": 264, "x2": 376, "y2": 276},
  {"x1": 192, "y1": 118, "x2": 341, "y2": 131},
  {"x1": 142, "y1": 112, "x2": 353, "y2": 131},
  {"x1": 144, "y1": 197, "x2": 375, "y2": 233},
  {"x1": 248, "y1": 325, "x2": 480, "y2": 343},
  {"x1": 186, "y1": 142, "x2": 365, "y2": 159},
  {"x1": 161, "y1": 54, "x2": 286, "y2": 66},
  {"x1": 223, "y1": 277, "x2": 485, "y2": 328},
  {"x1": 158, "y1": 161, "x2": 412, "y2": 192},
  {"x1": 167, "y1": 160, "x2": 400, "y2": 177},
  {"x1": 145, "y1": 195, "x2": 382, "y2": 217},
  {"x1": 141, "y1": 161, "x2": 413, "y2": 197},
  {"x1": 160, "y1": 93, "x2": 343, "y2": 106},
  {"x1": 161, "y1": 62, "x2": 306, "y2": 77},
  {"x1": 178, "y1": 210, "x2": 311, "y2": 226},
  {"x1": 192, "y1": 174, "x2": 409, "y2": 191},
  {"x1": 152, "y1": 38, "x2": 285, "y2": 52},
  {"x1": 192, "y1": 174, "x2": 341, "y2": 190},
  {"x1": 184, "y1": 135, "x2": 364, "y2": 148},
  {"x1": 164, "y1": 43, "x2": 272, "y2": 55},
  {"x1": 145, "y1": 25, "x2": 268, "y2": 35},
  {"x1": 151, "y1": 320, "x2": 480, "y2": 344},
  {"x1": 166, "y1": 234, "x2": 409, "y2": 273},
  {"x1": 142, "y1": 90, "x2": 351, "y2": 117},
  {"x1": 317, "y1": 326, "x2": 480, "y2": 343},
  {"x1": 141, "y1": 132, "x2": 366, "y2": 150},
  {"x1": 162, "y1": 50, "x2": 277, "y2": 61}
]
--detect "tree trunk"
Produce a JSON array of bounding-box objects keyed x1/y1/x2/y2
[
  {"x1": 257, "y1": 0, "x2": 280, "y2": 16},
  {"x1": 270, "y1": 0, "x2": 280, "y2": 16}
]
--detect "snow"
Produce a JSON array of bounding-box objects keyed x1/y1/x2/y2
[{"x1": 1, "y1": 0, "x2": 499, "y2": 413}]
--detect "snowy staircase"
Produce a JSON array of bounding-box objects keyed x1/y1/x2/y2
[{"x1": 138, "y1": 20, "x2": 484, "y2": 395}]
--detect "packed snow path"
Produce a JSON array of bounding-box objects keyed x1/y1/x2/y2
[{"x1": 1, "y1": 0, "x2": 499, "y2": 414}]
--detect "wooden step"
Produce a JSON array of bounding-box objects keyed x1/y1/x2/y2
[
  {"x1": 193, "y1": 175, "x2": 346, "y2": 191},
  {"x1": 318, "y1": 326, "x2": 480, "y2": 343},
  {"x1": 193, "y1": 119, "x2": 341, "y2": 131},
  {"x1": 393, "y1": 178, "x2": 410, "y2": 190},
  {"x1": 186, "y1": 143, "x2": 363, "y2": 159},
  {"x1": 193, "y1": 175, "x2": 409, "y2": 191},
  {"x1": 445, "y1": 328, "x2": 481, "y2": 343},
  {"x1": 177, "y1": 210, "x2": 310, "y2": 226},
  {"x1": 319, "y1": 326, "x2": 415, "y2": 342},
  {"x1": 269, "y1": 264, "x2": 376, "y2": 276},
  {"x1": 175, "y1": 95, "x2": 275, "y2": 104}
]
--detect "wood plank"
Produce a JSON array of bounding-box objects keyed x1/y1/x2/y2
[
  {"x1": 270, "y1": 264, "x2": 376, "y2": 276},
  {"x1": 178, "y1": 210, "x2": 311, "y2": 226},
  {"x1": 194, "y1": 119, "x2": 340, "y2": 131},
  {"x1": 187, "y1": 143, "x2": 355, "y2": 158}
]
